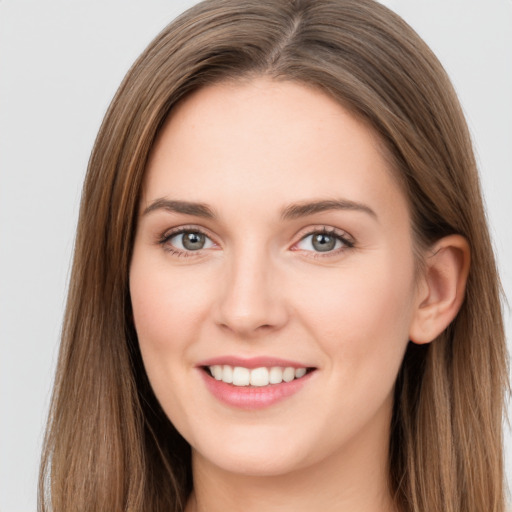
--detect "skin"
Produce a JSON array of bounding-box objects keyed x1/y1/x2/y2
[{"x1": 129, "y1": 78, "x2": 467, "y2": 512}]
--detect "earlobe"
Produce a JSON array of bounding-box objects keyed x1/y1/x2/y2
[{"x1": 409, "y1": 234, "x2": 470, "y2": 345}]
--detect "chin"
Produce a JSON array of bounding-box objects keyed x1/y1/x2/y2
[
  {"x1": 199, "y1": 450, "x2": 307, "y2": 478},
  {"x1": 190, "y1": 427, "x2": 313, "y2": 477}
]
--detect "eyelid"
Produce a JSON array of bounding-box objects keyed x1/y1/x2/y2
[
  {"x1": 159, "y1": 224, "x2": 214, "y2": 241},
  {"x1": 290, "y1": 225, "x2": 355, "y2": 255},
  {"x1": 156, "y1": 224, "x2": 354, "y2": 258},
  {"x1": 293, "y1": 225, "x2": 354, "y2": 243},
  {"x1": 157, "y1": 224, "x2": 219, "y2": 256}
]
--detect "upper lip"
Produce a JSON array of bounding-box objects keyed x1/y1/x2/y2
[{"x1": 196, "y1": 356, "x2": 315, "y2": 369}]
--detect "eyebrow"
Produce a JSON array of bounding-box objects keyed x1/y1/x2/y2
[
  {"x1": 143, "y1": 197, "x2": 377, "y2": 221},
  {"x1": 280, "y1": 199, "x2": 377, "y2": 221},
  {"x1": 143, "y1": 198, "x2": 216, "y2": 218}
]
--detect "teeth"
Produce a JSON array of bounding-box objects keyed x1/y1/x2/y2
[
  {"x1": 282, "y1": 367, "x2": 295, "y2": 382},
  {"x1": 222, "y1": 365, "x2": 233, "y2": 383},
  {"x1": 212, "y1": 365, "x2": 222, "y2": 380},
  {"x1": 269, "y1": 366, "x2": 283, "y2": 384},
  {"x1": 232, "y1": 366, "x2": 250, "y2": 386},
  {"x1": 250, "y1": 367, "x2": 269, "y2": 386},
  {"x1": 295, "y1": 367, "x2": 307, "y2": 378},
  {"x1": 208, "y1": 365, "x2": 309, "y2": 387}
]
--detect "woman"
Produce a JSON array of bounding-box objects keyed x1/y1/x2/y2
[{"x1": 39, "y1": 0, "x2": 508, "y2": 511}]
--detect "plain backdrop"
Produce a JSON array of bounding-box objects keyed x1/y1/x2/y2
[{"x1": 0, "y1": 1, "x2": 511, "y2": 510}]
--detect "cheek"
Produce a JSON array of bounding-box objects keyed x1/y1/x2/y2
[
  {"x1": 292, "y1": 252, "x2": 416, "y2": 379},
  {"x1": 129, "y1": 256, "x2": 217, "y2": 432},
  {"x1": 130, "y1": 259, "x2": 212, "y2": 353},
  {"x1": 128, "y1": 255, "x2": 218, "y2": 425}
]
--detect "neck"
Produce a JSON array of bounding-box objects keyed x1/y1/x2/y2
[{"x1": 185, "y1": 413, "x2": 396, "y2": 512}]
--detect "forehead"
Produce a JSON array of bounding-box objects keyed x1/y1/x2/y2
[{"x1": 142, "y1": 78, "x2": 407, "y2": 223}]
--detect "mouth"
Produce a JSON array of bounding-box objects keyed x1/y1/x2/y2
[
  {"x1": 202, "y1": 364, "x2": 316, "y2": 387},
  {"x1": 197, "y1": 359, "x2": 317, "y2": 410}
]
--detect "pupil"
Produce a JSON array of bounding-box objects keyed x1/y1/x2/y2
[
  {"x1": 312, "y1": 233, "x2": 336, "y2": 252},
  {"x1": 182, "y1": 232, "x2": 205, "y2": 250}
]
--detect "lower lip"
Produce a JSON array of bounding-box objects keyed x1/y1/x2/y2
[{"x1": 199, "y1": 369, "x2": 315, "y2": 410}]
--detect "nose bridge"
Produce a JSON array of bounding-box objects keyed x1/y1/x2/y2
[{"x1": 215, "y1": 240, "x2": 287, "y2": 336}]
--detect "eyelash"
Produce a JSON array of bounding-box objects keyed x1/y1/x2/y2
[
  {"x1": 157, "y1": 226, "x2": 213, "y2": 258},
  {"x1": 294, "y1": 227, "x2": 354, "y2": 259},
  {"x1": 157, "y1": 226, "x2": 355, "y2": 259}
]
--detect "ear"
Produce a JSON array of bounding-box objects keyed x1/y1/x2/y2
[{"x1": 409, "y1": 235, "x2": 470, "y2": 345}]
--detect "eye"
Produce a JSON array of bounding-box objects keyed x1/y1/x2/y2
[
  {"x1": 295, "y1": 229, "x2": 353, "y2": 253},
  {"x1": 162, "y1": 229, "x2": 216, "y2": 253}
]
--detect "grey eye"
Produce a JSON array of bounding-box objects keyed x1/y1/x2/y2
[
  {"x1": 311, "y1": 233, "x2": 337, "y2": 252},
  {"x1": 182, "y1": 232, "x2": 205, "y2": 250},
  {"x1": 168, "y1": 231, "x2": 214, "y2": 251},
  {"x1": 296, "y1": 232, "x2": 344, "y2": 253}
]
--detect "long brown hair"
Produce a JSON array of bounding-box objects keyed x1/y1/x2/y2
[{"x1": 39, "y1": 1, "x2": 508, "y2": 510}]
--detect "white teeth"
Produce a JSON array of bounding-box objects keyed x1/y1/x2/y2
[
  {"x1": 269, "y1": 366, "x2": 283, "y2": 384},
  {"x1": 212, "y1": 365, "x2": 222, "y2": 380},
  {"x1": 282, "y1": 367, "x2": 295, "y2": 382},
  {"x1": 295, "y1": 367, "x2": 307, "y2": 378},
  {"x1": 250, "y1": 367, "x2": 269, "y2": 386},
  {"x1": 208, "y1": 365, "x2": 309, "y2": 387},
  {"x1": 232, "y1": 366, "x2": 250, "y2": 386},
  {"x1": 222, "y1": 365, "x2": 233, "y2": 384}
]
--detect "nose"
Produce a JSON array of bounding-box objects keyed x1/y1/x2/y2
[{"x1": 214, "y1": 246, "x2": 289, "y2": 338}]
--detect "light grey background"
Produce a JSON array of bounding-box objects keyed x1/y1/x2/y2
[{"x1": 1, "y1": 1, "x2": 511, "y2": 510}]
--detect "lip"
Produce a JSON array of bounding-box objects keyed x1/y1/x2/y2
[
  {"x1": 196, "y1": 356, "x2": 313, "y2": 369},
  {"x1": 196, "y1": 357, "x2": 317, "y2": 410}
]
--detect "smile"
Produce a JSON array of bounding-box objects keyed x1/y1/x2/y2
[
  {"x1": 207, "y1": 365, "x2": 310, "y2": 387},
  {"x1": 198, "y1": 358, "x2": 317, "y2": 410}
]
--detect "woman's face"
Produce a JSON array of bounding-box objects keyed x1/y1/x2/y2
[{"x1": 130, "y1": 78, "x2": 423, "y2": 477}]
